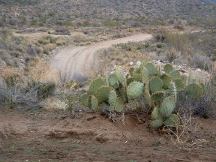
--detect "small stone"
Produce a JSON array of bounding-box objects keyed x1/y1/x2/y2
[
  {"x1": 136, "y1": 61, "x2": 141, "y2": 67},
  {"x1": 129, "y1": 61, "x2": 134, "y2": 66}
]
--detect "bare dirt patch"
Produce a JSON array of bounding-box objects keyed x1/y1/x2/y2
[{"x1": 0, "y1": 108, "x2": 216, "y2": 162}]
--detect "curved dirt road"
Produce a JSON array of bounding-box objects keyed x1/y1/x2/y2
[{"x1": 50, "y1": 33, "x2": 153, "y2": 83}]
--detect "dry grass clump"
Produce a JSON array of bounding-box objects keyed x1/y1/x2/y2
[
  {"x1": 202, "y1": 68, "x2": 216, "y2": 118},
  {"x1": 0, "y1": 65, "x2": 57, "y2": 108},
  {"x1": 36, "y1": 36, "x2": 67, "y2": 54},
  {"x1": 161, "y1": 30, "x2": 192, "y2": 56},
  {"x1": 71, "y1": 32, "x2": 92, "y2": 45},
  {"x1": 0, "y1": 67, "x2": 23, "y2": 87},
  {"x1": 40, "y1": 96, "x2": 67, "y2": 110},
  {"x1": 153, "y1": 30, "x2": 215, "y2": 71},
  {"x1": 26, "y1": 58, "x2": 60, "y2": 84},
  {"x1": 166, "y1": 48, "x2": 180, "y2": 63},
  {"x1": 166, "y1": 113, "x2": 199, "y2": 145}
]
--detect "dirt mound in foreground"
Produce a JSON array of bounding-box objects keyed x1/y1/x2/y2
[{"x1": 0, "y1": 108, "x2": 216, "y2": 162}]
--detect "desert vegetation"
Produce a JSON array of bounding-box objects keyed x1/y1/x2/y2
[
  {"x1": 81, "y1": 62, "x2": 204, "y2": 129},
  {"x1": 1, "y1": 0, "x2": 216, "y2": 161}
]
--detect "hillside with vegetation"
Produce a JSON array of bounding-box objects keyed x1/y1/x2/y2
[
  {"x1": 1, "y1": 0, "x2": 216, "y2": 28},
  {"x1": 0, "y1": 0, "x2": 216, "y2": 161}
]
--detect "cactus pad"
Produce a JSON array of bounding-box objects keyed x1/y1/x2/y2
[
  {"x1": 89, "y1": 78, "x2": 106, "y2": 95},
  {"x1": 161, "y1": 74, "x2": 172, "y2": 89},
  {"x1": 80, "y1": 93, "x2": 90, "y2": 107},
  {"x1": 186, "y1": 83, "x2": 204, "y2": 99},
  {"x1": 96, "y1": 86, "x2": 112, "y2": 103},
  {"x1": 108, "y1": 90, "x2": 118, "y2": 110},
  {"x1": 108, "y1": 74, "x2": 119, "y2": 89},
  {"x1": 127, "y1": 81, "x2": 144, "y2": 99},
  {"x1": 90, "y1": 95, "x2": 99, "y2": 111},
  {"x1": 170, "y1": 70, "x2": 181, "y2": 79},
  {"x1": 151, "y1": 107, "x2": 161, "y2": 120},
  {"x1": 164, "y1": 64, "x2": 174, "y2": 73},
  {"x1": 145, "y1": 62, "x2": 158, "y2": 76},
  {"x1": 108, "y1": 90, "x2": 124, "y2": 112},
  {"x1": 174, "y1": 79, "x2": 185, "y2": 91},
  {"x1": 151, "y1": 91, "x2": 165, "y2": 103},
  {"x1": 115, "y1": 68, "x2": 126, "y2": 86},
  {"x1": 164, "y1": 114, "x2": 180, "y2": 127},
  {"x1": 159, "y1": 96, "x2": 176, "y2": 118},
  {"x1": 150, "y1": 119, "x2": 163, "y2": 129},
  {"x1": 144, "y1": 82, "x2": 152, "y2": 107},
  {"x1": 114, "y1": 98, "x2": 124, "y2": 112},
  {"x1": 141, "y1": 67, "x2": 149, "y2": 83},
  {"x1": 149, "y1": 77, "x2": 163, "y2": 93}
]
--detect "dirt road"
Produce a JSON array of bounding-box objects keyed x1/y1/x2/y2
[{"x1": 50, "y1": 33, "x2": 153, "y2": 83}]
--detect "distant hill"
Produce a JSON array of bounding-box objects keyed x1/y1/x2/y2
[{"x1": 0, "y1": 0, "x2": 216, "y2": 28}]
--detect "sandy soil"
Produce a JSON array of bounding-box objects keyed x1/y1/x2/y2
[
  {"x1": 50, "y1": 33, "x2": 153, "y2": 83},
  {"x1": 0, "y1": 108, "x2": 216, "y2": 162}
]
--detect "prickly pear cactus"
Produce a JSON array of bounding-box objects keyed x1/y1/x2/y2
[
  {"x1": 108, "y1": 73, "x2": 119, "y2": 89},
  {"x1": 186, "y1": 83, "x2": 204, "y2": 99},
  {"x1": 151, "y1": 107, "x2": 161, "y2": 120},
  {"x1": 108, "y1": 90, "x2": 124, "y2": 112},
  {"x1": 115, "y1": 68, "x2": 126, "y2": 87},
  {"x1": 149, "y1": 77, "x2": 163, "y2": 93},
  {"x1": 127, "y1": 81, "x2": 144, "y2": 99},
  {"x1": 96, "y1": 86, "x2": 112, "y2": 103},
  {"x1": 80, "y1": 93, "x2": 90, "y2": 107},
  {"x1": 89, "y1": 78, "x2": 106, "y2": 95},
  {"x1": 141, "y1": 67, "x2": 150, "y2": 82},
  {"x1": 164, "y1": 64, "x2": 174, "y2": 73},
  {"x1": 151, "y1": 91, "x2": 165, "y2": 104},
  {"x1": 90, "y1": 95, "x2": 99, "y2": 111},
  {"x1": 150, "y1": 119, "x2": 163, "y2": 129},
  {"x1": 81, "y1": 61, "x2": 204, "y2": 130},
  {"x1": 161, "y1": 74, "x2": 172, "y2": 89},
  {"x1": 108, "y1": 90, "x2": 118, "y2": 109},
  {"x1": 174, "y1": 78, "x2": 185, "y2": 91},
  {"x1": 159, "y1": 96, "x2": 176, "y2": 118},
  {"x1": 145, "y1": 62, "x2": 158, "y2": 76},
  {"x1": 164, "y1": 114, "x2": 180, "y2": 127}
]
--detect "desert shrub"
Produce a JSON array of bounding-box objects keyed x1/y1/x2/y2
[
  {"x1": 25, "y1": 81, "x2": 55, "y2": 100},
  {"x1": 54, "y1": 27, "x2": 70, "y2": 35},
  {"x1": 0, "y1": 0, "x2": 39, "y2": 5},
  {"x1": 72, "y1": 33, "x2": 88, "y2": 43},
  {"x1": 0, "y1": 78, "x2": 56, "y2": 108},
  {"x1": 66, "y1": 93, "x2": 82, "y2": 111},
  {"x1": 0, "y1": 87, "x2": 16, "y2": 108},
  {"x1": 37, "y1": 36, "x2": 59, "y2": 46},
  {"x1": 156, "y1": 43, "x2": 164, "y2": 49},
  {"x1": 103, "y1": 19, "x2": 119, "y2": 27},
  {"x1": 188, "y1": 31, "x2": 216, "y2": 61},
  {"x1": 165, "y1": 48, "x2": 179, "y2": 63},
  {"x1": 174, "y1": 25, "x2": 185, "y2": 30},
  {"x1": 155, "y1": 33, "x2": 165, "y2": 42},
  {"x1": 199, "y1": 71, "x2": 216, "y2": 118},
  {"x1": 163, "y1": 32, "x2": 191, "y2": 54},
  {"x1": 190, "y1": 55, "x2": 212, "y2": 71},
  {"x1": 117, "y1": 42, "x2": 149, "y2": 52},
  {"x1": 81, "y1": 61, "x2": 204, "y2": 129},
  {"x1": 0, "y1": 67, "x2": 22, "y2": 87}
]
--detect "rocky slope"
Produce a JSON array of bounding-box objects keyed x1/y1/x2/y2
[{"x1": 0, "y1": 0, "x2": 216, "y2": 28}]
